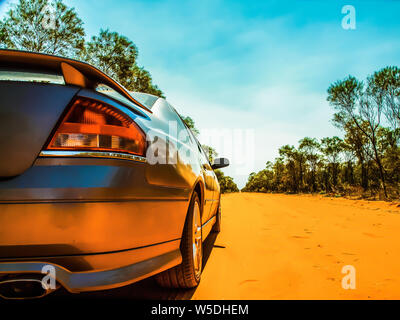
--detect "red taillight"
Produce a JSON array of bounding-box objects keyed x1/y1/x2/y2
[{"x1": 46, "y1": 97, "x2": 146, "y2": 156}]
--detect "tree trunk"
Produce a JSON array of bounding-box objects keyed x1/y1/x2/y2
[
  {"x1": 360, "y1": 159, "x2": 368, "y2": 192},
  {"x1": 349, "y1": 163, "x2": 354, "y2": 185},
  {"x1": 372, "y1": 145, "x2": 388, "y2": 198},
  {"x1": 311, "y1": 169, "x2": 317, "y2": 192},
  {"x1": 332, "y1": 163, "x2": 338, "y2": 188},
  {"x1": 299, "y1": 162, "x2": 303, "y2": 192}
]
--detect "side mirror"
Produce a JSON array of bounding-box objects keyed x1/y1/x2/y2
[{"x1": 211, "y1": 158, "x2": 229, "y2": 170}]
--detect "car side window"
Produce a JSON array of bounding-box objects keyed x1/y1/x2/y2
[
  {"x1": 177, "y1": 116, "x2": 206, "y2": 158},
  {"x1": 198, "y1": 143, "x2": 212, "y2": 167},
  {"x1": 189, "y1": 134, "x2": 211, "y2": 167},
  {"x1": 171, "y1": 111, "x2": 212, "y2": 166},
  {"x1": 166, "y1": 104, "x2": 195, "y2": 146},
  {"x1": 165, "y1": 102, "x2": 213, "y2": 167}
]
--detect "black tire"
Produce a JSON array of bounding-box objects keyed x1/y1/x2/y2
[
  {"x1": 211, "y1": 203, "x2": 221, "y2": 233},
  {"x1": 155, "y1": 192, "x2": 202, "y2": 288}
]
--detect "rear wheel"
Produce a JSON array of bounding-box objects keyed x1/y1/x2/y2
[{"x1": 155, "y1": 192, "x2": 202, "y2": 288}]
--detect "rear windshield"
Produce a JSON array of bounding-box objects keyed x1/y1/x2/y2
[
  {"x1": 0, "y1": 69, "x2": 65, "y2": 84},
  {"x1": 96, "y1": 84, "x2": 140, "y2": 109},
  {"x1": 96, "y1": 84, "x2": 159, "y2": 110}
]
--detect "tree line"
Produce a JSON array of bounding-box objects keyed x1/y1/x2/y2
[
  {"x1": 0, "y1": 0, "x2": 163, "y2": 97},
  {"x1": 243, "y1": 66, "x2": 400, "y2": 200}
]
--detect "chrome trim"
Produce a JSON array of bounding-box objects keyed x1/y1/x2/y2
[
  {"x1": 201, "y1": 215, "x2": 217, "y2": 229},
  {"x1": 39, "y1": 150, "x2": 147, "y2": 163},
  {"x1": 0, "y1": 249, "x2": 181, "y2": 293}
]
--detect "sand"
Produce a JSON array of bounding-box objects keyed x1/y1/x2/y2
[{"x1": 192, "y1": 192, "x2": 400, "y2": 300}]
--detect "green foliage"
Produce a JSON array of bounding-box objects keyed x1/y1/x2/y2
[
  {"x1": 83, "y1": 29, "x2": 164, "y2": 97},
  {"x1": 202, "y1": 145, "x2": 218, "y2": 163},
  {"x1": 181, "y1": 115, "x2": 200, "y2": 136},
  {"x1": 244, "y1": 66, "x2": 400, "y2": 200},
  {"x1": 215, "y1": 169, "x2": 239, "y2": 193},
  {"x1": 0, "y1": 0, "x2": 164, "y2": 97},
  {"x1": 127, "y1": 65, "x2": 164, "y2": 97},
  {"x1": 82, "y1": 29, "x2": 138, "y2": 81},
  {"x1": 369, "y1": 66, "x2": 400, "y2": 132},
  {"x1": 0, "y1": 0, "x2": 85, "y2": 57},
  {"x1": 326, "y1": 68, "x2": 400, "y2": 198}
]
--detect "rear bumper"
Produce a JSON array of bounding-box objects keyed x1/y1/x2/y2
[
  {"x1": 0, "y1": 157, "x2": 191, "y2": 257},
  {"x1": 0, "y1": 241, "x2": 181, "y2": 293},
  {"x1": 0, "y1": 156, "x2": 192, "y2": 293},
  {"x1": 0, "y1": 200, "x2": 188, "y2": 258}
]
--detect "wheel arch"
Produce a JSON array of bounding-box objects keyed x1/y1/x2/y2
[{"x1": 190, "y1": 178, "x2": 205, "y2": 217}]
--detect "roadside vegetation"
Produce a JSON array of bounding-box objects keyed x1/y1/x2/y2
[
  {"x1": 215, "y1": 170, "x2": 239, "y2": 193},
  {"x1": 244, "y1": 67, "x2": 400, "y2": 200}
]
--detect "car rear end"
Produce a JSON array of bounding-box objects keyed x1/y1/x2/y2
[{"x1": 0, "y1": 50, "x2": 190, "y2": 299}]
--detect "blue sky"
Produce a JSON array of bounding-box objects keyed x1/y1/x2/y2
[{"x1": 2, "y1": 0, "x2": 400, "y2": 187}]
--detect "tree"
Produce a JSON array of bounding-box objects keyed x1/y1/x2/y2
[
  {"x1": 215, "y1": 170, "x2": 239, "y2": 193},
  {"x1": 341, "y1": 142, "x2": 356, "y2": 185},
  {"x1": 272, "y1": 158, "x2": 285, "y2": 191},
  {"x1": 127, "y1": 65, "x2": 164, "y2": 97},
  {"x1": 243, "y1": 65, "x2": 400, "y2": 199},
  {"x1": 242, "y1": 168, "x2": 271, "y2": 193},
  {"x1": 83, "y1": 29, "x2": 164, "y2": 97},
  {"x1": 279, "y1": 145, "x2": 301, "y2": 192},
  {"x1": 377, "y1": 126, "x2": 400, "y2": 194},
  {"x1": 299, "y1": 137, "x2": 320, "y2": 192},
  {"x1": 202, "y1": 145, "x2": 218, "y2": 163},
  {"x1": 243, "y1": 66, "x2": 400, "y2": 199},
  {"x1": 83, "y1": 29, "x2": 138, "y2": 81},
  {"x1": 327, "y1": 75, "x2": 388, "y2": 198},
  {"x1": 320, "y1": 136, "x2": 344, "y2": 190},
  {"x1": 0, "y1": 0, "x2": 85, "y2": 57},
  {"x1": 181, "y1": 115, "x2": 200, "y2": 136},
  {"x1": 371, "y1": 67, "x2": 400, "y2": 134},
  {"x1": 340, "y1": 119, "x2": 370, "y2": 191},
  {"x1": 0, "y1": 1, "x2": 164, "y2": 97}
]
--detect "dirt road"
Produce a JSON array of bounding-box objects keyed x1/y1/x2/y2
[
  {"x1": 49, "y1": 192, "x2": 400, "y2": 300},
  {"x1": 192, "y1": 193, "x2": 400, "y2": 300}
]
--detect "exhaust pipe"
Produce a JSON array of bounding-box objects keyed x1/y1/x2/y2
[{"x1": 0, "y1": 274, "x2": 58, "y2": 299}]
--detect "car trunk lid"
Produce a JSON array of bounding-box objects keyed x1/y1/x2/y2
[{"x1": 0, "y1": 81, "x2": 79, "y2": 177}]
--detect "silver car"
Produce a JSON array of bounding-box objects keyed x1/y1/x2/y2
[{"x1": 0, "y1": 49, "x2": 229, "y2": 299}]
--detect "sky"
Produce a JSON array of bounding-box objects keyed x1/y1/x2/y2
[{"x1": 1, "y1": 0, "x2": 400, "y2": 188}]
